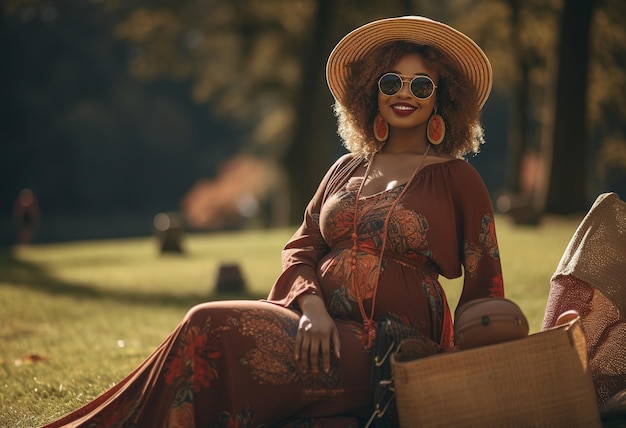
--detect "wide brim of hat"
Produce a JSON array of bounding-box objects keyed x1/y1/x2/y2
[{"x1": 326, "y1": 16, "x2": 493, "y2": 108}]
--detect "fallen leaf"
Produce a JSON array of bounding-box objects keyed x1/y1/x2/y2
[{"x1": 15, "y1": 353, "x2": 50, "y2": 366}]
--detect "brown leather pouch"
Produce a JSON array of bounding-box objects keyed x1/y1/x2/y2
[{"x1": 454, "y1": 297, "x2": 529, "y2": 349}]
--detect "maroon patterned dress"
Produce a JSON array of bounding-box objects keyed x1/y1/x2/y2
[{"x1": 42, "y1": 155, "x2": 503, "y2": 428}]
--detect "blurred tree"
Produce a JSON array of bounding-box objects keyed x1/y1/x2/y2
[
  {"x1": 2, "y1": 0, "x2": 625, "y2": 243},
  {"x1": 282, "y1": 0, "x2": 419, "y2": 222},
  {"x1": 543, "y1": 0, "x2": 596, "y2": 213},
  {"x1": 587, "y1": 0, "x2": 626, "y2": 198},
  {"x1": 505, "y1": 0, "x2": 531, "y2": 195},
  {"x1": 502, "y1": 0, "x2": 557, "y2": 197},
  {"x1": 102, "y1": 0, "x2": 425, "y2": 222},
  {"x1": 108, "y1": 0, "x2": 320, "y2": 223},
  {"x1": 457, "y1": 0, "x2": 626, "y2": 214},
  {"x1": 454, "y1": 0, "x2": 558, "y2": 214},
  {"x1": 0, "y1": 0, "x2": 246, "y2": 243}
]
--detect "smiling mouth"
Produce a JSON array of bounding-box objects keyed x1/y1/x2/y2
[{"x1": 392, "y1": 104, "x2": 416, "y2": 114}]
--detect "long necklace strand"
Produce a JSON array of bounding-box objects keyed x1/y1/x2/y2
[{"x1": 351, "y1": 144, "x2": 431, "y2": 348}]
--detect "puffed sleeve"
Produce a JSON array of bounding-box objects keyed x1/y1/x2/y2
[
  {"x1": 266, "y1": 154, "x2": 360, "y2": 308},
  {"x1": 452, "y1": 162, "x2": 505, "y2": 315}
]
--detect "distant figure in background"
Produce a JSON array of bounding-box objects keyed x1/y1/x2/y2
[{"x1": 13, "y1": 188, "x2": 40, "y2": 245}]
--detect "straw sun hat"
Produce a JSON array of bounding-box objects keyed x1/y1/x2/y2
[{"x1": 326, "y1": 16, "x2": 493, "y2": 108}]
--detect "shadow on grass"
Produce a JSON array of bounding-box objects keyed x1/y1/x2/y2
[{"x1": 0, "y1": 250, "x2": 266, "y2": 309}]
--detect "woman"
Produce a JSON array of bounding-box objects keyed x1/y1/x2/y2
[
  {"x1": 542, "y1": 192, "x2": 626, "y2": 421},
  {"x1": 43, "y1": 16, "x2": 503, "y2": 428}
]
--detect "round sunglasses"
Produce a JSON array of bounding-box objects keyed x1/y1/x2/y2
[{"x1": 377, "y1": 73, "x2": 437, "y2": 99}]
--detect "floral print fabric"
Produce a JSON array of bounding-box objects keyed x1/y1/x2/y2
[
  {"x1": 43, "y1": 302, "x2": 372, "y2": 427},
  {"x1": 270, "y1": 156, "x2": 504, "y2": 348}
]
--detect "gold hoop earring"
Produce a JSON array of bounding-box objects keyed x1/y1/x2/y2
[
  {"x1": 427, "y1": 108, "x2": 445, "y2": 145},
  {"x1": 373, "y1": 112, "x2": 389, "y2": 142}
]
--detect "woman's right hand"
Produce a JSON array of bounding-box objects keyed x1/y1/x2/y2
[{"x1": 295, "y1": 294, "x2": 341, "y2": 374}]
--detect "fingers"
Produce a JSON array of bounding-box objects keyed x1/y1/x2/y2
[
  {"x1": 294, "y1": 334, "x2": 326, "y2": 373},
  {"x1": 295, "y1": 321, "x2": 312, "y2": 368},
  {"x1": 332, "y1": 326, "x2": 341, "y2": 360},
  {"x1": 294, "y1": 328, "x2": 303, "y2": 361},
  {"x1": 321, "y1": 337, "x2": 331, "y2": 373},
  {"x1": 294, "y1": 315, "x2": 341, "y2": 374},
  {"x1": 309, "y1": 339, "x2": 321, "y2": 374},
  {"x1": 320, "y1": 326, "x2": 342, "y2": 373},
  {"x1": 300, "y1": 335, "x2": 312, "y2": 368}
]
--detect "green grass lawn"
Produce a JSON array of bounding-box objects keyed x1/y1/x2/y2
[{"x1": 0, "y1": 216, "x2": 581, "y2": 427}]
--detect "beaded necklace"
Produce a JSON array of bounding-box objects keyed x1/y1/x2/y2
[{"x1": 351, "y1": 144, "x2": 431, "y2": 348}]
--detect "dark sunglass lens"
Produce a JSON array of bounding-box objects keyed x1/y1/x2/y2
[
  {"x1": 379, "y1": 74, "x2": 403, "y2": 95},
  {"x1": 410, "y1": 77, "x2": 434, "y2": 99}
]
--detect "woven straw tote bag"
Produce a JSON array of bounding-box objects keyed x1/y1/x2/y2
[{"x1": 391, "y1": 318, "x2": 601, "y2": 427}]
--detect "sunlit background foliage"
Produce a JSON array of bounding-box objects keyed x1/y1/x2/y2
[{"x1": 1, "y1": 0, "x2": 625, "y2": 244}]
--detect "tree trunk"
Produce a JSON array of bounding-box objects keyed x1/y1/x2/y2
[
  {"x1": 505, "y1": 0, "x2": 529, "y2": 194},
  {"x1": 544, "y1": 0, "x2": 595, "y2": 213},
  {"x1": 281, "y1": 0, "x2": 337, "y2": 224}
]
